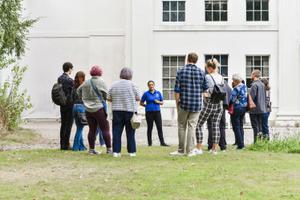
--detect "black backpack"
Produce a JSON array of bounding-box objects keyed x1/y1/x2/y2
[
  {"x1": 210, "y1": 74, "x2": 226, "y2": 104},
  {"x1": 51, "y1": 83, "x2": 67, "y2": 106}
]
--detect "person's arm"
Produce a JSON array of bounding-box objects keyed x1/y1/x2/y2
[
  {"x1": 250, "y1": 84, "x2": 257, "y2": 101},
  {"x1": 140, "y1": 93, "x2": 146, "y2": 107},
  {"x1": 229, "y1": 88, "x2": 238, "y2": 104},
  {"x1": 107, "y1": 88, "x2": 112, "y2": 102},
  {"x1": 202, "y1": 74, "x2": 210, "y2": 97},
  {"x1": 77, "y1": 85, "x2": 83, "y2": 101},
  {"x1": 133, "y1": 84, "x2": 141, "y2": 101},
  {"x1": 154, "y1": 92, "x2": 164, "y2": 105},
  {"x1": 174, "y1": 71, "x2": 181, "y2": 110},
  {"x1": 174, "y1": 93, "x2": 180, "y2": 110}
]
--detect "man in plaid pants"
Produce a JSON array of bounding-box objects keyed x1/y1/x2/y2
[
  {"x1": 195, "y1": 58, "x2": 224, "y2": 155},
  {"x1": 170, "y1": 52, "x2": 208, "y2": 157}
]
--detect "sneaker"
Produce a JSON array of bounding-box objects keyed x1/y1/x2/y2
[
  {"x1": 129, "y1": 153, "x2": 136, "y2": 157},
  {"x1": 194, "y1": 148, "x2": 203, "y2": 155},
  {"x1": 221, "y1": 150, "x2": 227, "y2": 153},
  {"x1": 89, "y1": 149, "x2": 100, "y2": 155},
  {"x1": 161, "y1": 143, "x2": 170, "y2": 147},
  {"x1": 187, "y1": 151, "x2": 197, "y2": 157},
  {"x1": 106, "y1": 149, "x2": 113, "y2": 154},
  {"x1": 170, "y1": 151, "x2": 185, "y2": 156},
  {"x1": 113, "y1": 152, "x2": 121, "y2": 158},
  {"x1": 211, "y1": 150, "x2": 218, "y2": 155}
]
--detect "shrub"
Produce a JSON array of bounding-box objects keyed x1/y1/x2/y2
[{"x1": 248, "y1": 134, "x2": 300, "y2": 154}]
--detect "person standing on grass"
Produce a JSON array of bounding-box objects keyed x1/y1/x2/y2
[
  {"x1": 170, "y1": 52, "x2": 208, "y2": 157},
  {"x1": 261, "y1": 78, "x2": 271, "y2": 140},
  {"x1": 72, "y1": 71, "x2": 87, "y2": 151},
  {"x1": 229, "y1": 74, "x2": 248, "y2": 150},
  {"x1": 78, "y1": 66, "x2": 112, "y2": 155},
  {"x1": 249, "y1": 70, "x2": 267, "y2": 143},
  {"x1": 107, "y1": 68, "x2": 140, "y2": 158},
  {"x1": 207, "y1": 80, "x2": 231, "y2": 152},
  {"x1": 140, "y1": 81, "x2": 169, "y2": 147},
  {"x1": 195, "y1": 58, "x2": 225, "y2": 156},
  {"x1": 58, "y1": 62, "x2": 74, "y2": 150}
]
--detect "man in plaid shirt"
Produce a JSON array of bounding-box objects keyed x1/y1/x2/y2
[{"x1": 170, "y1": 53, "x2": 208, "y2": 157}]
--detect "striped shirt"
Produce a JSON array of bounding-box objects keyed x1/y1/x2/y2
[
  {"x1": 108, "y1": 79, "x2": 140, "y2": 112},
  {"x1": 174, "y1": 64, "x2": 208, "y2": 112}
]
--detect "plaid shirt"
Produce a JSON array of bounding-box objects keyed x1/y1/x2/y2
[{"x1": 174, "y1": 64, "x2": 208, "y2": 112}]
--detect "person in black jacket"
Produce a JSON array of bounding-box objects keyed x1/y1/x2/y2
[{"x1": 58, "y1": 62, "x2": 74, "y2": 150}]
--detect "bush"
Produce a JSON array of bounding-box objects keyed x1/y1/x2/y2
[{"x1": 248, "y1": 134, "x2": 300, "y2": 154}]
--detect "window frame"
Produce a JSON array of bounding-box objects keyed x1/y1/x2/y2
[
  {"x1": 162, "y1": 1, "x2": 186, "y2": 23},
  {"x1": 204, "y1": 54, "x2": 229, "y2": 82},
  {"x1": 245, "y1": 55, "x2": 270, "y2": 88},
  {"x1": 204, "y1": 0, "x2": 228, "y2": 22},
  {"x1": 246, "y1": 0, "x2": 269, "y2": 22}
]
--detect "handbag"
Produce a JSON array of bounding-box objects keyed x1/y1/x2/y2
[
  {"x1": 131, "y1": 113, "x2": 142, "y2": 129},
  {"x1": 228, "y1": 104, "x2": 234, "y2": 115},
  {"x1": 90, "y1": 79, "x2": 108, "y2": 115},
  {"x1": 77, "y1": 112, "x2": 88, "y2": 125}
]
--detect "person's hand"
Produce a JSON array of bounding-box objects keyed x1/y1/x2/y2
[
  {"x1": 154, "y1": 100, "x2": 160, "y2": 104},
  {"x1": 203, "y1": 92, "x2": 209, "y2": 98}
]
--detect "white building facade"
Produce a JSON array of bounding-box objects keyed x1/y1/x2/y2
[{"x1": 8, "y1": 0, "x2": 300, "y2": 125}]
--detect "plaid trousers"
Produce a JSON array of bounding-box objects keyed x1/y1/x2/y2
[{"x1": 196, "y1": 99, "x2": 223, "y2": 144}]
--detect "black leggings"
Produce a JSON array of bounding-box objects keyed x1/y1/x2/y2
[{"x1": 145, "y1": 111, "x2": 165, "y2": 145}]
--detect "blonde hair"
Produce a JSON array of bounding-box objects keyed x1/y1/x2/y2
[{"x1": 206, "y1": 58, "x2": 220, "y2": 69}]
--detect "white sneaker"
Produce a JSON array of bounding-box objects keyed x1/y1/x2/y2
[
  {"x1": 170, "y1": 151, "x2": 185, "y2": 156},
  {"x1": 113, "y1": 152, "x2": 121, "y2": 158},
  {"x1": 187, "y1": 151, "x2": 197, "y2": 157},
  {"x1": 211, "y1": 150, "x2": 218, "y2": 155},
  {"x1": 194, "y1": 148, "x2": 203, "y2": 155},
  {"x1": 129, "y1": 153, "x2": 136, "y2": 157}
]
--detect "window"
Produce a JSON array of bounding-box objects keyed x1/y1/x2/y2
[
  {"x1": 205, "y1": 54, "x2": 229, "y2": 82},
  {"x1": 205, "y1": 0, "x2": 228, "y2": 21},
  {"x1": 246, "y1": 0, "x2": 269, "y2": 21},
  {"x1": 162, "y1": 1, "x2": 185, "y2": 22},
  {"x1": 246, "y1": 56, "x2": 269, "y2": 88},
  {"x1": 162, "y1": 56, "x2": 186, "y2": 100}
]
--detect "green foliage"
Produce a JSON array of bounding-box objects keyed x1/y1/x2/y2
[
  {"x1": 0, "y1": 0, "x2": 37, "y2": 130},
  {"x1": 248, "y1": 134, "x2": 300, "y2": 153}
]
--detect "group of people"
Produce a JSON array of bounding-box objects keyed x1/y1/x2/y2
[
  {"x1": 56, "y1": 52, "x2": 271, "y2": 157},
  {"x1": 171, "y1": 52, "x2": 271, "y2": 157},
  {"x1": 57, "y1": 63, "x2": 168, "y2": 157}
]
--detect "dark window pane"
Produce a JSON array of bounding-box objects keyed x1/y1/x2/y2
[
  {"x1": 213, "y1": 2, "x2": 220, "y2": 10},
  {"x1": 246, "y1": 78, "x2": 252, "y2": 88},
  {"x1": 178, "y1": 57, "x2": 185, "y2": 66},
  {"x1": 163, "y1": 12, "x2": 169, "y2": 21},
  {"x1": 221, "y1": 11, "x2": 227, "y2": 21},
  {"x1": 171, "y1": 1, "x2": 177, "y2": 11},
  {"x1": 171, "y1": 68, "x2": 178, "y2": 77},
  {"x1": 178, "y1": 12, "x2": 185, "y2": 21},
  {"x1": 163, "y1": 68, "x2": 169, "y2": 77},
  {"x1": 262, "y1": 56, "x2": 269, "y2": 65},
  {"x1": 262, "y1": 11, "x2": 269, "y2": 21},
  {"x1": 213, "y1": 55, "x2": 220, "y2": 61},
  {"x1": 262, "y1": 0, "x2": 269, "y2": 10},
  {"x1": 163, "y1": 1, "x2": 170, "y2": 11},
  {"x1": 205, "y1": 55, "x2": 212, "y2": 61},
  {"x1": 205, "y1": 11, "x2": 212, "y2": 21},
  {"x1": 221, "y1": 67, "x2": 228, "y2": 77},
  {"x1": 247, "y1": 11, "x2": 254, "y2": 21},
  {"x1": 178, "y1": 1, "x2": 185, "y2": 11},
  {"x1": 163, "y1": 57, "x2": 170, "y2": 66},
  {"x1": 171, "y1": 79, "x2": 176, "y2": 87},
  {"x1": 262, "y1": 67, "x2": 269, "y2": 77},
  {"x1": 254, "y1": 11, "x2": 261, "y2": 21},
  {"x1": 254, "y1": 56, "x2": 261, "y2": 65},
  {"x1": 221, "y1": 55, "x2": 228, "y2": 65},
  {"x1": 246, "y1": 67, "x2": 252, "y2": 76},
  {"x1": 171, "y1": 12, "x2": 177, "y2": 21},
  {"x1": 213, "y1": 11, "x2": 220, "y2": 21},
  {"x1": 205, "y1": 1, "x2": 212, "y2": 10},
  {"x1": 171, "y1": 57, "x2": 177, "y2": 66},
  {"x1": 254, "y1": 0, "x2": 261, "y2": 10},
  {"x1": 163, "y1": 79, "x2": 170, "y2": 88},
  {"x1": 246, "y1": 56, "x2": 253, "y2": 66},
  {"x1": 246, "y1": 0, "x2": 253, "y2": 10},
  {"x1": 221, "y1": 2, "x2": 227, "y2": 10}
]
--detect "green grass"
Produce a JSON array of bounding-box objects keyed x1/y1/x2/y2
[
  {"x1": 248, "y1": 134, "x2": 300, "y2": 153},
  {"x1": 0, "y1": 128, "x2": 42, "y2": 146},
  {"x1": 0, "y1": 147, "x2": 299, "y2": 200}
]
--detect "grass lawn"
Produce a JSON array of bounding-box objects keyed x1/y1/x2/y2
[
  {"x1": 0, "y1": 147, "x2": 299, "y2": 200},
  {"x1": 0, "y1": 128, "x2": 42, "y2": 147}
]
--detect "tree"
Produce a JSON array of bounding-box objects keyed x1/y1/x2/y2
[{"x1": 0, "y1": 0, "x2": 37, "y2": 130}]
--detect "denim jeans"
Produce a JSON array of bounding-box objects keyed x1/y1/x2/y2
[
  {"x1": 96, "y1": 128, "x2": 105, "y2": 146},
  {"x1": 231, "y1": 107, "x2": 246, "y2": 149},
  {"x1": 72, "y1": 104, "x2": 87, "y2": 151},
  {"x1": 262, "y1": 112, "x2": 270, "y2": 139},
  {"x1": 250, "y1": 113, "x2": 264, "y2": 143},
  {"x1": 112, "y1": 111, "x2": 136, "y2": 153}
]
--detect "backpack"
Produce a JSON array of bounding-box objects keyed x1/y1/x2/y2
[
  {"x1": 209, "y1": 74, "x2": 226, "y2": 104},
  {"x1": 51, "y1": 83, "x2": 67, "y2": 106}
]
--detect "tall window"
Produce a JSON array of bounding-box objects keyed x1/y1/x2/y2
[
  {"x1": 163, "y1": 1, "x2": 185, "y2": 22},
  {"x1": 246, "y1": 56, "x2": 269, "y2": 88},
  {"x1": 246, "y1": 0, "x2": 269, "y2": 21},
  {"x1": 162, "y1": 56, "x2": 186, "y2": 100},
  {"x1": 205, "y1": 55, "x2": 229, "y2": 82},
  {"x1": 205, "y1": 0, "x2": 228, "y2": 21}
]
